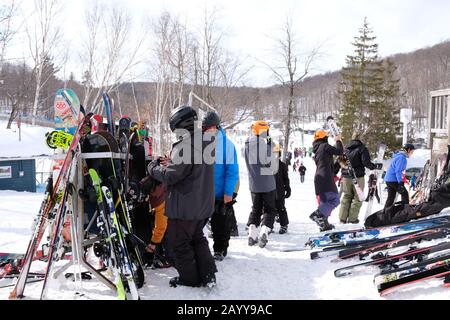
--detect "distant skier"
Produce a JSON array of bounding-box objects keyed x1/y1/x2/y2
[
  {"x1": 298, "y1": 162, "x2": 307, "y2": 183},
  {"x1": 410, "y1": 173, "x2": 418, "y2": 191},
  {"x1": 309, "y1": 129, "x2": 344, "y2": 231},
  {"x1": 338, "y1": 131, "x2": 381, "y2": 224},
  {"x1": 384, "y1": 144, "x2": 416, "y2": 209},
  {"x1": 273, "y1": 144, "x2": 291, "y2": 234}
]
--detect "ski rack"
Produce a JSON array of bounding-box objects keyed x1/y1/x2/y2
[{"x1": 49, "y1": 151, "x2": 133, "y2": 296}]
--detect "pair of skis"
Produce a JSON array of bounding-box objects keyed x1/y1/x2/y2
[
  {"x1": 374, "y1": 249, "x2": 450, "y2": 295},
  {"x1": 306, "y1": 215, "x2": 450, "y2": 249},
  {"x1": 334, "y1": 237, "x2": 450, "y2": 278},
  {"x1": 88, "y1": 169, "x2": 140, "y2": 300},
  {"x1": 364, "y1": 144, "x2": 386, "y2": 220}
]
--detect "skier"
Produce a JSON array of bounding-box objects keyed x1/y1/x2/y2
[
  {"x1": 384, "y1": 144, "x2": 416, "y2": 209},
  {"x1": 298, "y1": 162, "x2": 307, "y2": 183},
  {"x1": 338, "y1": 131, "x2": 381, "y2": 224},
  {"x1": 365, "y1": 173, "x2": 381, "y2": 204},
  {"x1": 146, "y1": 106, "x2": 217, "y2": 288},
  {"x1": 309, "y1": 129, "x2": 344, "y2": 231},
  {"x1": 273, "y1": 144, "x2": 291, "y2": 234},
  {"x1": 245, "y1": 120, "x2": 278, "y2": 248},
  {"x1": 410, "y1": 173, "x2": 417, "y2": 191},
  {"x1": 202, "y1": 111, "x2": 239, "y2": 261},
  {"x1": 139, "y1": 177, "x2": 171, "y2": 269}
]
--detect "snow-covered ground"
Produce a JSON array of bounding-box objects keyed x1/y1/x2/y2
[{"x1": 0, "y1": 130, "x2": 449, "y2": 300}]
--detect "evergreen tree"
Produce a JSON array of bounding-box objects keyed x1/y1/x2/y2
[
  {"x1": 380, "y1": 58, "x2": 403, "y2": 151},
  {"x1": 338, "y1": 18, "x2": 401, "y2": 154}
]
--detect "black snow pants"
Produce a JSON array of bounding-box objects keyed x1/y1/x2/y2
[
  {"x1": 247, "y1": 191, "x2": 277, "y2": 229},
  {"x1": 211, "y1": 200, "x2": 231, "y2": 255},
  {"x1": 167, "y1": 218, "x2": 217, "y2": 287},
  {"x1": 385, "y1": 182, "x2": 409, "y2": 209},
  {"x1": 276, "y1": 198, "x2": 289, "y2": 227}
]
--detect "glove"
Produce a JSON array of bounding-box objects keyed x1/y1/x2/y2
[
  {"x1": 285, "y1": 187, "x2": 291, "y2": 199},
  {"x1": 374, "y1": 163, "x2": 383, "y2": 170},
  {"x1": 140, "y1": 176, "x2": 157, "y2": 195}
]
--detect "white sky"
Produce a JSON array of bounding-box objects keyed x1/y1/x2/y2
[{"x1": 8, "y1": 0, "x2": 450, "y2": 87}]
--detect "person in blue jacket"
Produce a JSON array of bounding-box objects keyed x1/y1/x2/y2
[
  {"x1": 203, "y1": 111, "x2": 239, "y2": 261},
  {"x1": 384, "y1": 144, "x2": 416, "y2": 208}
]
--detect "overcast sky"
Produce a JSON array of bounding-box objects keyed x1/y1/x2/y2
[{"x1": 12, "y1": 0, "x2": 450, "y2": 87}]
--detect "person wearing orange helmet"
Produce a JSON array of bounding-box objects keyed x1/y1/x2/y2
[
  {"x1": 245, "y1": 120, "x2": 278, "y2": 248},
  {"x1": 309, "y1": 129, "x2": 344, "y2": 231}
]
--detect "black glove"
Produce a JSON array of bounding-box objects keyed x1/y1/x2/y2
[
  {"x1": 285, "y1": 187, "x2": 291, "y2": 199},
  {"x1": 374, "y1": 163, "x2": 383, "y2": 170},
  {"x1": 140, "y1": 176, "x2": 157, "y2": 195}
]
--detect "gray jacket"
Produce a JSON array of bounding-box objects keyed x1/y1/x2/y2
[
  {"x1": 244, "y1": 135, "x2": 276, "y2": 193},
  {"x1": 148, "y1": 132, "x2": 215, "y2": 220}
]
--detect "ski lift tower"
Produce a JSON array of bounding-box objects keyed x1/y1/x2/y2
[{"x1": 427, "y1": 88, "x2": 450, "y2": 180}]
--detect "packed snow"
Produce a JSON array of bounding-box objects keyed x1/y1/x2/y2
[{"x1": 0, "y1": 125, "x2": 449, "y2": 300}]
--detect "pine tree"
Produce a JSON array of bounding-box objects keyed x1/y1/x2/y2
[
  {"x1": 380, "y1": 58, "x2": 403, "y2": 151},
  {"x1": 337, "y1": 18, "x2": 401, "y2": 154}
]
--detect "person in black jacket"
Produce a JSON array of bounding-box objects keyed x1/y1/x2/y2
[
  {"x1": 309, "y1": 129, "x2": 344, "y2": 231},
  {"x1": 273, "y1": 144, "x2": 291, "y2": 234},
  {"x1": 298, "y1": 162, "x2": 307, "y2": 183},
  {"x1": 339, "y1": 131, "x2": 381, "y2": 224},
  {"x1": 146, "y1": 106, "x2": 217, "y2": 288}
]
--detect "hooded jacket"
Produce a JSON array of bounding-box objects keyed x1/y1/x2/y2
[
  {"x1": 313, "y1": 138, "x2": 344, "y2": 195},
  {"x1": 214, "y1": 128, "x2": 239, "y2": 199},
  {"x1": 245, "y1": 135, "x2": 276, "y2": 193},
  {"x1": 341, "y1": 140, "x2": 377, "y2": 178},
  {"x1": 384, "y1": 151, "x2": 408, "y2": 183},
  {"x1": 148, "y1": 131, "x2": 215, "y2": 220}
]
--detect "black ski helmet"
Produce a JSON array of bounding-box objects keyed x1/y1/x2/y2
[
  {"x1": 202, "y1": 111, "x2": 221, "y2": 128},
  {"x1": 403, "y1": 143, "x2": 416, "y2": 152},
  {"x1": 169, "y1": 106, "x2": 198, "y2": 132}
]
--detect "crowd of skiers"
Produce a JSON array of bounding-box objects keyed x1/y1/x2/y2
[
  {"x1": 134, "y1": 105, "x2": 418, "y2": 289},
  {"x1": 308, "y1": 128, "x2": 415, "y2": 232}
]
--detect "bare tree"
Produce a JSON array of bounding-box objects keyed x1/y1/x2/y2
[
  {"x1": 80, "y1": 1, "x2": 145, "y2": 113},
  {"x1": 147, "y1": 12, "x2": 175, "y2": 154},
  {"x1": 27, "y1": 0, "x2": 62, "y2": 125},
  {"x1": 0, "y1": 0, "x2": 19, "y2": 65},
  {"x1": 198, "y1": 7, "x2": 223, "y2": 105},
  {"x1": 263, "y1": 15, "x2": 321, "y2": 158}
]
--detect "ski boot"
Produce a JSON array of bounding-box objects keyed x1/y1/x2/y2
[
  {"x1": 169, "y1": 277, "x2": 201, "y2": 288},
  {"x1": 258, "y1": 226, "x2": 271, "y2": 248},
  {"x1": 214, "y1": 249, "x2": 227, "y2": 261},
  {"x1": 309, "y1": 210, "x2": 335, "y2": 232},
  {"x1": 248, "y1": 224, "x2": 258, "y2": 246},
  {"x1": 279, "y1": 225, "x2": 288, "y2": 235},
  {"x1": 202, "y1": 272, "x2": 217, "y2": 289}
]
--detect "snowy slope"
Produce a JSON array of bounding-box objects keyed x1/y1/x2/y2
[
  {"x1": 1, "y1": 131, "x2": 450, "y2": 300},
  {"x1": 0, "y1": 121, "x2": 53, "y2": 158}
]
